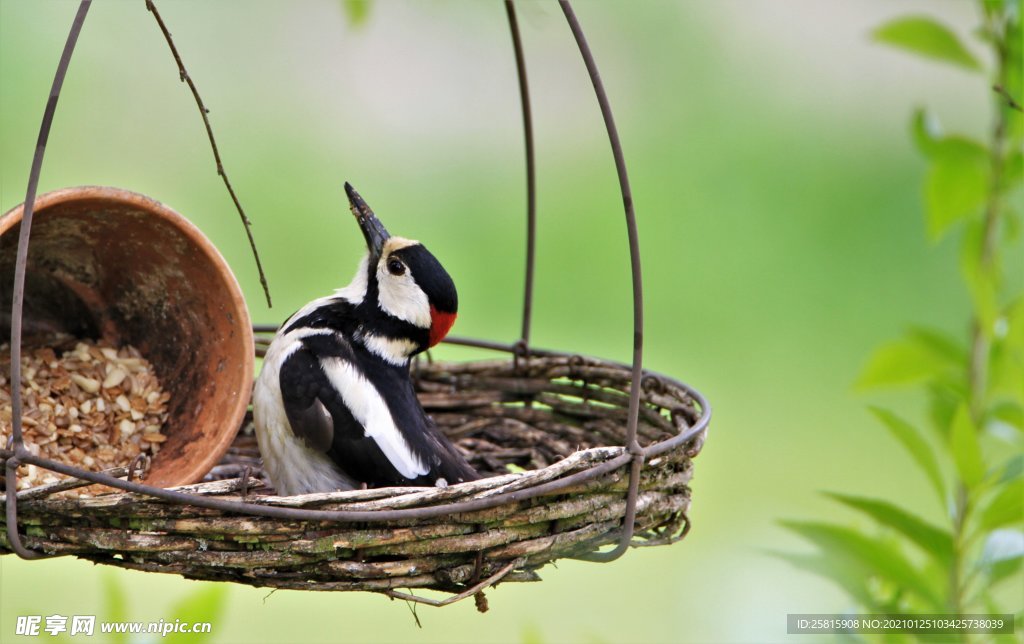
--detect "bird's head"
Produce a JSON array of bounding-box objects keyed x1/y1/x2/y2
[{"x1": 344, "y1": 182, "x2": 458, "y2": 353}]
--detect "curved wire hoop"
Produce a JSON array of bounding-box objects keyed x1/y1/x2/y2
[{"x1": 2, "y1": 0, "x2": 710, "y2": 571}]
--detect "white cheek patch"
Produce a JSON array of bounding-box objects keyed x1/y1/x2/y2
[
  {"x1": 320, "y1": 356, "x2": 427, "y2": 479},
  {"x1": 376, "y1": 263, "x2": 431, "y2": 328}
]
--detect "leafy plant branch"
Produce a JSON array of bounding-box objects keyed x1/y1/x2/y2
[{"x1": 779, "y1": 0, "x2": 1023, "y2": 635}]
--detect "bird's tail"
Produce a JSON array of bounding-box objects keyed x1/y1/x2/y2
[{"x1": 429, "y1": 426, "x2": 481, "y2": 485}]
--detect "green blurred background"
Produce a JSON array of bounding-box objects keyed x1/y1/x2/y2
[{"x1": 0, "y1": 1, "x2": 1016, "y2": 642}]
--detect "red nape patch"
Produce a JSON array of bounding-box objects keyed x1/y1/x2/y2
[{"x1": 429, "y1": 306, "x2": 457, "y2": 347}]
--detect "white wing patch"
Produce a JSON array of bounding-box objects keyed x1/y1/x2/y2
[{"x1": 320, "y1": 356, "x2": 428, "y2": 479}]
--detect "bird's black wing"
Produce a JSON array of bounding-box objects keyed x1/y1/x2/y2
[
  {"x1": 278, "y1": 339, "x2": 363, "y2": 451},
  {"x1": 278, "y1": 333, "x2": 424, "y2": 486},
  {"x1": 350, "y1": 346, "x2": 480, "y2": 486}
]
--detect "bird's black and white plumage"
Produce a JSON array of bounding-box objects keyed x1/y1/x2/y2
[{"x1": 252, "y1": 183, "x2": 478, "y2": 495}]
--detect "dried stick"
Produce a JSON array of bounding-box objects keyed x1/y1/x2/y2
[
  {"x1": 383, "y1": 559, "x2": 522, "y2": 607},
  {"x1": 15, "y1": 466, "x2": 129, "y2": 500},
  {"x1": 144, "y1": 0, "x2": 272, "y2": 307}
]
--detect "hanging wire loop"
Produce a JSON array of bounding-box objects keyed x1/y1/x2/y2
[
  {"x1": 5, "y1": 0, "x2": 93, "y2": 560},
  {"x1": 558, "y1": 1, "x2": 647, "y2": 562},
  {"x1": 505, "y1": 1, "x2": 537, "y2": 358}
]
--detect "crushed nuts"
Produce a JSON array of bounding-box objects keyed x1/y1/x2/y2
[{"x1": 0, "y1": 336, "x2": 170, "y2": 492}]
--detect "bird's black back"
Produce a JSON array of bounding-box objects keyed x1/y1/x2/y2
[{"x1": 278, "y1": 312, "x2": 478, "y2": 488}]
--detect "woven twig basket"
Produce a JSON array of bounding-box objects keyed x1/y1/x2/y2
[{"x1": 2, "y1": 351, "x2": 704, "y2": 597}]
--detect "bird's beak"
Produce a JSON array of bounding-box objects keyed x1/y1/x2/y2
[{"x1": 345, "y1": 182, "x2": 390, "y2": 263}]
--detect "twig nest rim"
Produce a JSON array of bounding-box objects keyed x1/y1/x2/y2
[{"x1": 0, "y1": 353, "x2": 707, "y2": 596}]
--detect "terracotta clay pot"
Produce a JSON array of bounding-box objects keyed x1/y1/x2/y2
[{"x1": 0, "y1": 186, "x2": 254, "y2": 487}]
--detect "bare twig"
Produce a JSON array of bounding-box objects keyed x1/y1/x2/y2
[
  {"x1": 15, "y1": 466, "x2": 129, "y2": 500},
  {"x1": 382, "y1": 559, "x2": 522, "y2": 608},
  {"x1": 144, "y1": 0, "x2": 272, "y2": 307},
  {"x1": 993, "y1": 84, "x2": 1023, "y2": 112},
  {"x1": 399, "y1": 594, "x2": 422, "y2": 628}
]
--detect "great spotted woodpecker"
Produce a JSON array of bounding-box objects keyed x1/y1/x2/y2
[{"x1": 252, "y1": 183, "x2": 479, "y2": 495}]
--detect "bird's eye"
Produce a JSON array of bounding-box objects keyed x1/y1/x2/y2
[{"x1": 386, "y1": 258, "x2": 406, "y2": 276}]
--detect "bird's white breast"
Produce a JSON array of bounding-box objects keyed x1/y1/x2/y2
[{"x1": 252, "y1": 329, "x2": 357, "y2": 495}]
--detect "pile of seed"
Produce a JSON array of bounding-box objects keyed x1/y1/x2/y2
[{"x1": 0, "y1": 337, "x2": 170, "y2": 491}]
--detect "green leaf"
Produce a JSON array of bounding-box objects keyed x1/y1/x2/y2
[
  {"x1": 950, "y1": 404, "x2": 986, "y2": 488},
  {"x1": 101, "y1": 573, "x2": 128, "y2": 644},
  {"x1": 1001, "y1": 149, "x2": 1023, "y2": 192},
  {"x1": 911, "y1": 108, "x2": 943, "y2": 156},
  {"x1": 857, "y1": 332, "x2": 961, "y2": 389},
  {"x1": 870, "y1": 407, "x2": 946, "y2": 503},
  {"x1": 165, "y1": 585, "x2": 226, "y2": 644},
  {"x1": 770, "y1": 550, "x2": 882, "y2": 611},
  {"x1": 1005, "y1": 208, "x2": 1021, "y2": 243},
  {"x1": 907, "y1": 326, "x2": 969, "y2": 364},
  {"x1": 980, "y1": 529, "x2": 1024, "y2": 564},
  {"x1": 978, "y1": 479, "x2": 1024, "y2": 530},
  {"x1": 824, "y1": 492, "x2": 954, "y2": 564},
  {"x1": 987, "y1": 550, "x2": 1023, "y2": 588},
  {"x1": 341, "y1": 0, "x2": 371, "y2": 26},
  {"x1": 1006, "y1": 296, "x2": 1024, "y2": 351},
  {"x1": 988, "y1": 346, "x2": 1024, "y2": 410},
  {"x1": 779, "y1": 520, "x2": 944, "y2": 609},
  {"x1": 987, "y1": 402, "x2": 1024, "y2": 434},
  {"x1": 989, "y1": 299, "x2": 1024, "y2": 405},
  {"x1": 999, "y1": 455, "x2": 1023, "y2": 483},
  {"x1": 926, "y1": 137, "x2": 990, "y2": 240},
  {"x1": 927, "y1": 379, "x2": 968, "y2": 439},
  {"x1": 979, "y1": 0, "x2": 1007, "y2": 17},
  {"x1": 873, "y1": 16, "x2": 982, "y2": 71}
]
